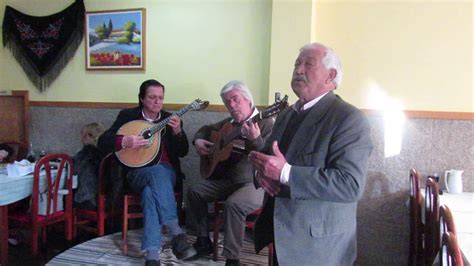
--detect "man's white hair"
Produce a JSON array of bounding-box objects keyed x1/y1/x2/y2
[
  {"x1": 301, "y1": 43, "x2": 343, "y2": 88},
  {"x1": 220, "y1": 80, "x2": 255, "y2": 107}
]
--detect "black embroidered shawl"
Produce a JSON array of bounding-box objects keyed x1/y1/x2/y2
[{"x1": 2, "y1": 0, "x2": 85, "y2": 92}]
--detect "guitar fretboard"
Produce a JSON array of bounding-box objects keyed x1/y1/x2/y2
[{"x1": 148, "y1": 105, "x2": 192, "y2": 136}]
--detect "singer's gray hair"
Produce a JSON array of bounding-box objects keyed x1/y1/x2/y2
[
  {"x1": 300, "y1": 43, "x2": 343, "y2": 88},
  {"x1": 220, "y1": 80, "x2": 255, "y2": 107}
]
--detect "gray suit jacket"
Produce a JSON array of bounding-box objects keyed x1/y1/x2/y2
[{"x1": 254, "y1": 91, "x2": 373, "y2": 266}]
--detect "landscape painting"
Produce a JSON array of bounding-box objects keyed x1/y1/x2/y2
[{"x1": 85, "y1": 9, "x2": 145, "y2": 70}]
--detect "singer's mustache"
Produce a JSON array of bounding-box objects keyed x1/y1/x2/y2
[{"x1": 292, "y1": 75, "x2": 307, "y2": 82}]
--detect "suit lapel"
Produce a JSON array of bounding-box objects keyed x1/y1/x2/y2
[
  {"x1": 272, "y1": 108, "x2": 293, "y2": 143},
  {"x1": 283, "y1": 91, "x2": 336, "y2": 161}
]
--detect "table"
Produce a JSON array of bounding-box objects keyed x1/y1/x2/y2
[
  {"x1": 420, "y1": 190, "x2": 474, "y2": 265},
  {"x1": 0, "y1": 168, "x2": 76, "y2": 266},
  {"x1": 438, "y1": 192, "x2": 474, "y2": 265}
]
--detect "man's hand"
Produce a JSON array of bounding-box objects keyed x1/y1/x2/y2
[
  {"x1": 241, "y1": 121, "x2": 260, "y2": 141},
  {"x1": 249, "y1": 141, "x2": 287, "y2": 181},
  {"x1": 168, "y1": 115, "x2": 182, "y2": 135},
  {"x1": 255, "y1": 170, "x2": 281, "y2": 196},
  {"x1": 194, "y1": 139, "x2": 214, "y2": 156},
  {"x1": 122, "y1": 135, "x2": 149, "y2": 149}
]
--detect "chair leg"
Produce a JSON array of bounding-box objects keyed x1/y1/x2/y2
[
  {"x1": 98, "y1": 195, "x2": 106, "y2": 236},
  {"x1": 98, "y1": 210, "x2": 105, "y2": 237},
  {"x1": 66, "y1": 215, "x2": 73, "y2": 241},
  {"x1": 73, "y1": 212, "x2": 78, "y2": 239},
  {"x1": 268, "y1": 242, "x2": 274, "y2": 266},
  {"x1": 177, "y1": 200, "x2": 184, "y2": 225},
  {"x1": 31, "y1": 226, "x2": 39, "y2": 256},
  {"x1": 122, "y1": 196, "x2": 129, "y2": 255},
  {"x1": 42, "y1": 226, "x2": 47, "y2": 244},
  {"x1": 213, "y1": 215, "x2": 220, "y2": 261}
]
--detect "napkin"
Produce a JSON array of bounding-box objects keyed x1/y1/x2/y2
[{"x1": 7, "y1": 159, "x2": 35, "y2": 177}]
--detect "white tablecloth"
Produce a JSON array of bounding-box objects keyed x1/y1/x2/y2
[{"x1": 0, "y1": 167, "x2": 77, "y2": 206}]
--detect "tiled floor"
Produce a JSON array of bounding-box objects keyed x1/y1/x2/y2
[
  {"x1": 7, "y1": 224, "x2": 98, "y2": 266},
  {"x1": 8, "y1": 222, "x2": 270, "y2": 266}
]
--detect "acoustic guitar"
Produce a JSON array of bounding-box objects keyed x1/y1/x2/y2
[
  {"x1": 200, "y1": 95, "x2": 288, "y2": 178},
  {"x1": 116, "y1": 99, "x2": 209, "y2": 168}
]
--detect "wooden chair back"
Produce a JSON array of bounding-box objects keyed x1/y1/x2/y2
[
  {"x1": 409, "y1": 168, "x2": 424, "y2": 265},
  {"x1": 8, "y1": 153, "x2": 74, "y2": 256},
  {"x1": 424, "y1": 177, "x2": 440, "y2": 265},
  {"x1": 74, "y1": 153, "x2": 120, "y2": 237},
  {"x1": 440, "y1": 232, "x2": 464, "y2": 266},
  {"x1": 439, "y1": 205, "x2": 456, "y2": 247},
  {"x1": 31, "y1": 153, "x2": 74, "y2": 218}
]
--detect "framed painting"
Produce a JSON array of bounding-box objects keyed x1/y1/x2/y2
[{"x1": 85, "y1": 8, "x2": 145, "y2": 70}]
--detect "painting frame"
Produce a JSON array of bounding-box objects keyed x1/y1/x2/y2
[{"x1": 85, "y1": 8, "x2": 146, "y2": 70}]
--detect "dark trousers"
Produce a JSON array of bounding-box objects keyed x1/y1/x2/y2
[{"x1": 187, "y1": 178, "x2": 264, "y2": 259}]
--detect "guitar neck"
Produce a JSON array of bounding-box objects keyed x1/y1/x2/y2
[
  {"x1": 221, "y1": 113, "x2": 266, "y2": 147},
  {"x1": 148, "y1": 105, "x2": 191, "y2": 136}
]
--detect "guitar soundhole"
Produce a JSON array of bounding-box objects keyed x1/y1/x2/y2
[
  {"x1": 142, "y1": 129, "x2": 153, "y2": 139},
  {"x1": 140, "y1": 128, "x2": 155, "y2": 148}
]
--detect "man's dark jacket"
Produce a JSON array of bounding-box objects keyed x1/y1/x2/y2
[{"x1": 98, "y1": 106, "x2": 189, "y2": 185}]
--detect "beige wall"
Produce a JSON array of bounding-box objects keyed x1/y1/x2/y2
[
  {"x1": 267, "y1": 0, "x2": 313, "y2": 104},
  {"x1": 0, "y1": 0, "x2": 272, "y2": 105},
  {"x1": 315, "y1": 0, "x2": 473, "y2": 112},
  {"x1": 1, "y1": 0, "x2": 472, "y2": 112}
]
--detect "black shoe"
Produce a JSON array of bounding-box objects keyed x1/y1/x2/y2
[
  {"x1": 145, "y1": 259, "x2": 160, "y2": 266},
  {"x1": 225, "y1": 259, "x2": 240, "y2": 266},
  {"x1": 192, "y1": 236, "x2": 213, "y2": 256},
  {"x1": 171, "y1": 234, "x2": 197, "y2": 260}
]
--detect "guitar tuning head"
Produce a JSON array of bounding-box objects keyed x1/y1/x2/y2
[{"x1": 192, "y1": 99, "x2": 209, "y2": 110}]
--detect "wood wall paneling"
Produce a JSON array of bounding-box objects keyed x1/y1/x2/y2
[
  {"x1": 29, "y1": 100, "x2": 474, "y2": 120},
  {"x1": 0, "y1": 91, "x2": 29, "y2": 144}
]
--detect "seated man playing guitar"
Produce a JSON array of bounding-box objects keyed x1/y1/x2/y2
[
  {"x1": 98, "y1": 79, "x2": 196, "y2": 266},
  {"x1": 187, "y1": 80, "x2": 274, "y2": 266}
]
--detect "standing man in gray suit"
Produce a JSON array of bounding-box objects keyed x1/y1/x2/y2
[{"x1": 249, "y1": 43, "x2": 373, "y2": 265}]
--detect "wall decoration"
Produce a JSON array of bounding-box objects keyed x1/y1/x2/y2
[
  {"x1": 85, "y1": 8, "x2": 145, "y2": 70},
  {"x1": 2, "y1": 0, "x2": 85, "y2": 92}
]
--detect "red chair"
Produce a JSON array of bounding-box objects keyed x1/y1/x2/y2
[
  {"x1": 440, "y1": 232, "x2": 463, "y2": 266},
  {"x1": 212, "y1": 201, "x2": 274, "y2": 265},
  {"x1": 8, "y1": 153, "x2": 74, "y2": 256},
  {"x1": 74, "y1": 153, "x2": 120, "y2": 237},
  {"x1": 121, "y1": 193, "x2": 143, "y2": 255},
  {"x1": 409, "y1": 168, "x2": 424, "y2": 265},
  {"x1": 0, "y1": 140, "x2": 28, "y2": 162},
  {"x1": 424, "y1": 177, "x2": 440, "y2": 265},
  {"x1": 122, "y1": 191, "x2": 183, "y2": 255}
]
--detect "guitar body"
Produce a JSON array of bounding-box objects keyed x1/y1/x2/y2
[
  {"x1": 199, "y1": 95, "x2": 289, "y2": 178},
  {"x1": 115, "y1": 120, "x2": 162, "y2": 168},
  {"x1": 200, "y1": 122, "x2": 236, "y2": 178}
]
